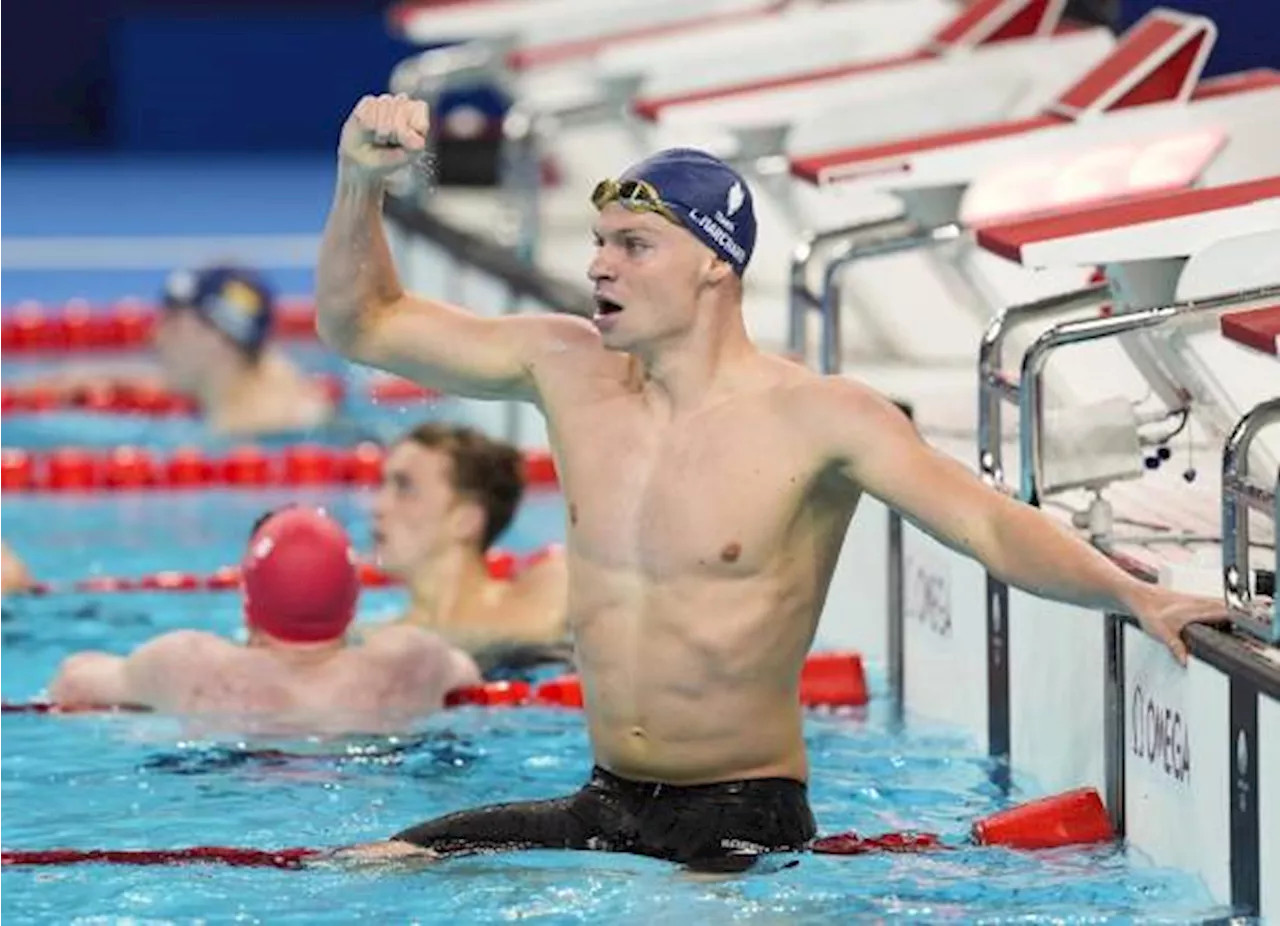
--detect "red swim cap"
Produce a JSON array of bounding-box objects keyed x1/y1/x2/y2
[{"x1": 242, "y1": 507, "x2": 359, "y2": 643}]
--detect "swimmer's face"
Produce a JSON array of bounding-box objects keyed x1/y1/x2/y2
[
  {"x1": 153, "y1": 308, "x2": 217, "y2": 390},
  {"x1": 587, "y1": 204, "x2": 724, "y2": 352},
  {"x1": 371, "y1": 442, "x2": 485, "y2": 574}
]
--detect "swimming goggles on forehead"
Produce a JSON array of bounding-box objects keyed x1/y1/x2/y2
[{"x1": 590, "y1": 178, "x2": 681, "y2": 226}]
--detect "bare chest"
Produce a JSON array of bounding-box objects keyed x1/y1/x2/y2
[{"x1": 555, "y1": 404, "x2": 815, "y2": 576}]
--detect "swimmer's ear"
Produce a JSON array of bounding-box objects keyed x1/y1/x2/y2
[
  {"x1": 448, "y1": 497, "x2": 486, "y2": 547},
  {"x1": 703, "y1": 257, "x2": 733, "y2": 287}
]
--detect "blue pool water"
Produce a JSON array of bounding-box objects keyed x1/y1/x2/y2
[
  {"x1": 0, "y1": 481, "x2": 1240, "y2": 923},
  {"x1": 0, "y1": 157, "x2": 1243, "y2": 923}
]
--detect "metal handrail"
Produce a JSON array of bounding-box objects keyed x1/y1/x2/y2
[
  {"x1": 1222, "y1": 398, "x2": 1280, "y2": 644},
  {"x1": 976, "y1": 284, "x2": 1111, "y2": 490},
  {"x1": 1017, "y1": 284, "x2": 1280, "y2": 506},
  {"x1": 817, "y1": 222, "x2": 963, "y2": 374},
  {"x1": 787, "y1": 216, "x2": 964, "y2": 371},
  {"x1": 787, "y1": 215, "x2": 911, "y2": 360}
]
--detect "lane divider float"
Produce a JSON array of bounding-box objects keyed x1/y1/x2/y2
[
  {"x1": 12, "y1": 546, "x2": 560, "y2": 596},
  {"x1": 3, "y1": 650, "x2": 868, "y2": 714},
  {"x1": 0, "y1": 787, "x2": 1115, "y2": 868},
  {"x1": 2, "y1": 298, "x2": 318, "y2": 353},
  {"x1": 0, "y1": 445, "x2": 559, "y2": 492},
  {"x1": 1, "y1": 376, "x2": 438, "y2": 417},
  {"x1": 447, "y1": 651, "x2": 869, "y2": 710}
]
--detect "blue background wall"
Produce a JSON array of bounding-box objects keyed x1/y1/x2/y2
[{"x1": 2, "y1": 1, "x2": 1276, "y2": 154}]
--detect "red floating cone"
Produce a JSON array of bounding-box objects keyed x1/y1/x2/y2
[
  {"x1": 799, "y1": 651, "x2": 868, "y2": 707},
  {"x1": 972, "y1": 787, "x2": 1114, "y2": 851}
]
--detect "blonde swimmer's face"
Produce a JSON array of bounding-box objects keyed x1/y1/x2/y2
[
  {"x1": 371, "y1": 443, "x2": 479, "y2": 575},
  {"x1": 587, "y1": 204, "x2": 715, "y2": 352}
]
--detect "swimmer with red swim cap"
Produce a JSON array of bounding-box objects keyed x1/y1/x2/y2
[
  {"x1": 46, "y1": 507, "x2": 480, "y2": 735},
  {"x1": 320, "y1": 95, "x2": 1228, "y2": 871}
]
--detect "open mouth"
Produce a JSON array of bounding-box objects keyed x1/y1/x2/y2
[{"x1": 594, "y1": 296, "x2": 624, "y2": 317}]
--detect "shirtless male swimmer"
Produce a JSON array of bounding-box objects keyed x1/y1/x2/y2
[{"x1": 317, "y1": 94, "x2": 1229, "y2": 872}]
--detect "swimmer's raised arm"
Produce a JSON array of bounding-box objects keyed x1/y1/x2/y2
[
  {"x1": 316, "y1": 94, "x2": 597, "y2": 403},
  {"x1": 814, "y1": 379, "x2": 1228, "y2": 666}
]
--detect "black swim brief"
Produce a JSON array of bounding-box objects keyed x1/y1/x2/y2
[{"x1": 392, "y1": 766, "x2": 817, "y2": 872}]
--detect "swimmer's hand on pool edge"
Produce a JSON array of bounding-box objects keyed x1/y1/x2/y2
[
  {"x1": 1126, "y1": 585, "x2": 1233, "y2": 668},
  {"x1": 338, "y1": 94, "x2": 429, "y2": 181}
]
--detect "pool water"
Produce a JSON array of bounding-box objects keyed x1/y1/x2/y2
[
  {"x1": 0, "y1": 483, "x2": 1241, "y2": 923},
  {"x1": 0, "y1": 158, "x2": 1244, "y2": 923}
]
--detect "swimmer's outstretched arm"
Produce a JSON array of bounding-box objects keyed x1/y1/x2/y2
[
  {"x1": 315, "y1": 94, "x2": 596, "y2": 403},
  {"x1": 821, "y1": 381, "x2": 1228, "y2": 666}
]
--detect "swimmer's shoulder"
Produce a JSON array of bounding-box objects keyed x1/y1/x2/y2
[
  {"x1": 519, "y1": 314, "x2": 634, "y2": 392},
  {"x1": 509, "y1": 547, "x2": 568, "y2": 631},
  {"x1": 355, "y1": 624, "x2": 478, "y2": 691},
  {"x1": 358, "y1": 622, "x2": 453, "y2": 658},
  {"x1": 125, "y1": 630, "x2": 242, "y2": 685}
]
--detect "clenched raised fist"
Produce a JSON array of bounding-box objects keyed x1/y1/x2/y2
[{"x1": 339, "y1": 93, "x2": 431, "y2": 181}]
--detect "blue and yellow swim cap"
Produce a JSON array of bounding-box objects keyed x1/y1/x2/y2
[{"x1": 162, "y1": 265, "x2": 275, "y2": 356}]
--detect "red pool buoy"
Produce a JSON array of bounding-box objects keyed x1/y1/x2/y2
[
  {"x1": 9, "y1": 307, "x2": 49, "y2": 351},
  {"x1": 140, "y1": 572, "x2": 201, "y2": 592},
  {"x1": 485, "y1": 551, "x2": 517, "y2": 580},
  {"x1": 165, "y1": 447, "x2": 212, "y2": 487},
  {"x1": 205, "y1": 566, "x2": 241, "y2": 590},
  {"x1": 1, "y1": 450, "x2": 34, "y2": 492},
  {"x1": 106, "y1": 447, "x2": 158, "y2": 489},
  {"x1": 445, "y1": 681, "x2": 532, "y2": 707},
  {"x1": 75, "y1": 577, "x2": 138, "y2": 593},
  {"x1": 534, "y1": 675, "x2": 584, "y2": 708},
  {"x1": 283, "y1": 445, "x2": 337, "y2": 485},
  {"x1": 522, "y1": 451, "x2": 558, "y2": 487},
  {"x1": 972, "y1": 787, "x2": 1114, "y2": 851},
  {"x1": 46, "y1": 449, "x2": 101, "y2": 491},
  {"x1": 109, "y1": 306, "x2": 154, "y2": 349},
  {"x1": 344, "y1": 443, "x2": 384, "y2": 485},
  {"x1": 222, "y1": 447, "x2": 272, "y2": 486},
  {"x1": 799, "y1": 651, "x2": 869, "y2": 708},
  {"x1": 356, "y1": 562, "x2": 397, "y2": 587}
]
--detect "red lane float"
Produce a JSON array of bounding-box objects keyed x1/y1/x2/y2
[
  {"x1": 1, "y1": 298, "x2": 318, "y2": 353},
  {"x1": 812, "y1": 787, "x2": 1115, "y2": 855},
  {"x1": 18, "y1": 547, "x2": 557, "y2": 596},
  {"x1": 0, "y1": 787, "x2": 1115, "y2": 867},
  {"x1": 0, "y1": 445, "x2": 559, "y2": 492},
  {"x1": 0, "y1": 376, "x2": 439, "y2": 417},
  {"x1": 5, "y1": 651, "x2": 865, "y2": 714},
  {"x1": 0, "y1": 847, "x2": 320, "y2": 869},
  {"x1": 526, "y1": 652, "x2": 868, "y2": 710}
]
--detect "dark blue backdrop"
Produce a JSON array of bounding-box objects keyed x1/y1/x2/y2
[{"x1": 1, "y1": 1, "x2": 1275, "y2": 154}]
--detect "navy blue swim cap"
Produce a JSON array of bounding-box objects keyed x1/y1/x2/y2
[
  {"x1": 162, "y1": 265, "x2": 274, "y2": 356},
  {"x1": 600, "y1": 148, "x2": 757, "y2": 276}
]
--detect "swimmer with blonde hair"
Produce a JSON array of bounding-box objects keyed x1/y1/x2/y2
[
  {"x1": 317, "y1": 94, "x2": 1228, "y2": 871},
  {"x1": 47, "y1": 506, "x2": 479, "y2": 735}
]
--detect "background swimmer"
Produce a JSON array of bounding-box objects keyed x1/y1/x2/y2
[
  {"x1": 365, "y1": 422, "x2": 570, "y2": 674},
  {"x1": 47, "y1": 506, "x2": 479, "y2": 735},
  {"x1": 29, "y1": 264, "x2": 333, "y2": 437}
]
